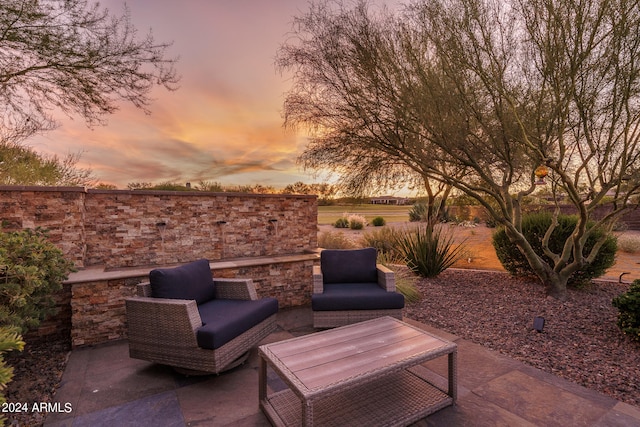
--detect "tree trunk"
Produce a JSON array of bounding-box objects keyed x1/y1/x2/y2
[
  {"x1": 541, "y1": 274, "x2": 568, "y2": 301},
  {"x1": 506, "y1": 225, "x2": 570, "y2": 300}
]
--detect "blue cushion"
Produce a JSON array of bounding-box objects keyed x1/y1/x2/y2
[
  {"x1": 321, "y1": 248, "x2": 378, "y2": 284},
  {"x1": 149, "y1": 259, "x2": 215, "y2": 304},
  {"x1": 311, "y1": 282, "x2": 405, "y2": 311},
  {"x1": 196, "y1": 297, "x2": 279, "y2": 349}
]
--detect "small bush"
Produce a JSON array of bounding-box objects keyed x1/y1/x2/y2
[
  {"x1": 333, "y1": 217, "x2": 349, "y2": 228},
  {"x1": 617, "y1": 234, "x2": 640, "y2": 253},
  {"x1": 612, "y1": 279, "x2": 640, "y2": 342},
  {"x1": 409, "y1": 203, "x2": 429, "y2": 222},
  {"x1": 0, "y1": 326, "x2": 24, "y2": 422},
  {"x1": 492, "y1": 212, "x2": 617, "y2": 288},
  {"x1": 453, "y1": 205, "x2": 471, "y2": 223},
  {"x1": 361, "y1": 227, "x2": 402, "y2": 262},
  {"x1": 396, "y1": 225, "x2": 467, "y2": 278},
  {"x1": 0, "y1": 228, "x2": 76, "y2": 333},
  {"x1": 348, "y1": 214, "x2": 366, "y2": 230},
  {"x1": 318, "y1": 231, "x2": 356, "y2": 249},
  {"x1": 371, "y1": 216, "x2": 386, "y2": 226}
]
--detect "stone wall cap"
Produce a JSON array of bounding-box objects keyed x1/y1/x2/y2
[
  {"x1": 85, "y1": 188, "x2": 317, "y2": 199},
  {"x1": 0, "y1": 185, "x2": 86, "y2": 192},
  {"x1": 65, "y1": 253, "x2": 319, "y2": 284}
]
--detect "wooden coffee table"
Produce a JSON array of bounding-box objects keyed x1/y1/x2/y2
[{"x1": 258, "y1": 316, "x2": 457, "y2": 426}]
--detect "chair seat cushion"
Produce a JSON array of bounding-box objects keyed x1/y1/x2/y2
[
  {"x1": 150, "y1": 259, "x2": 215, "y2": 305},
  {"x1": 311, "y1": 282, "x2": 405, "y2": 311},
  {"x1": 196, "y1": 297, "x2": 279, "y2": 349}
]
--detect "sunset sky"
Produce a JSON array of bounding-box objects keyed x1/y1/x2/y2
[{"x1": 29, "y1": 0, "x2": 368, "y2": 189}]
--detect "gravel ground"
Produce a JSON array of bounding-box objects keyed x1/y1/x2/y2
[
  {"x1": 4, "y1": 269, "x2": 639, "y2": 426},
  {"x1": 404, "y1": 269, "x2": 640, "y2": 408},
  {"x1": 4, "y1": 339, "x2": 69, "y2": 427}
]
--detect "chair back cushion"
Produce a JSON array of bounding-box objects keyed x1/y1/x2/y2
[
  {"x1": 320, "y1": 247, "x2": 378, "y2": 284},
  {"x1": 149, "y1": 259, "x2": 215, "y2": 304}
]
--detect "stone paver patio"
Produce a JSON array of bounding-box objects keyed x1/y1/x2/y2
[{"x1": 45, "y1": 307, "x2": 640, "y2": 427}]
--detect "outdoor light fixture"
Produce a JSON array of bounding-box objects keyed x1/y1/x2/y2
[
  {"x1": 533, "y1": 316, "x2": 545, "y2": 332},
  {"x1": 216, "y1": 220, "x2": 227, "y2": 225},
  {"x1": 534, "y1": 165, "x2": 548, "y2": 185}
]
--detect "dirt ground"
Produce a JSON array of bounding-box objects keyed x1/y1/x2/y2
[{"x1": 318, "y1": 222, "x2": 640, "y2": 283}]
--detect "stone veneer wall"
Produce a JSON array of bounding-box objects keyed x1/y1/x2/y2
[
  {"x1": 83, "y1": 190, "x2": 317, "y2": 269},
  {"x1": 1, "y1": 186, "x2": 318, "y2": 347},
  {"x1": 1, "y1": 186, "x2": 317, "y2": 269},
  {"x1": 0, "y1": 186, "x2": 87, "y2": 266}
]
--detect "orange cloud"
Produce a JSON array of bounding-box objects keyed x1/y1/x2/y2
[{"x1": 25, "y1": 0, "x2": 335, "y2": 189}]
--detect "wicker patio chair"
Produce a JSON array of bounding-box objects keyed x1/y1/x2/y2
[
  {"x1": 312, "y1": 248, "x2": 405, "y2": 328},
  {"x1": 126, "y1": 259, "x2": 278, "y2": 374}
]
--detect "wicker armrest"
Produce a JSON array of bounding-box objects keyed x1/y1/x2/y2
[
  {"x1": 125, "y1": 296, "x2": 202, "y2": 347},
  {"x1": 377, "y1": 264, "x2": 396, "y2": 292},
  {"x1": 313, "y1": 265, "x2": 324, "y2": 294},
  {"x1": 136, "y1": 282, "x2": 152, "y2": 297},
  {"x1": 214, "y1": 278, "x2": 257, "y2": 300}
]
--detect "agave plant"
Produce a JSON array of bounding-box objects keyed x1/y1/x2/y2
[{"x1": 396, "y1": 225, "x2": 466, "y2": 278}]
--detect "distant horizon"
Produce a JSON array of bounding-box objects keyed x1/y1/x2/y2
[{"x1": 89, "y1": 180, "x2": 419, "y2": 199}]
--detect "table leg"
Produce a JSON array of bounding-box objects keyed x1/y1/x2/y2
[
  {"x1": 448, "y1": 349, "x2": 457, "y2": 402},
  {"x1": 259, "y1": 355, "x2": 267, "y2": 402}
]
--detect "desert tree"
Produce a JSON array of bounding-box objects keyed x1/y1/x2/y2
[
  {"x1": 282, "y1": 181, "x2": 338, "y2": 203},
  {"x1": 0, "y1": 0, "x2": 179, "y2": 141},
  {"x1": 410, "y1": 0, "x2": 640, "y2": 299},
  {"x1": 279, "y1": 0, "x2": 640, "y2": 299},
  {"x1": 277, "y1": 1, "x2": 460, "y2": 225},
  {"x1": 0, "y1": 141, "x2": 95, "y2": 186}
]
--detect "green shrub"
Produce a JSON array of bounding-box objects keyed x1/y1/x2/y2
[
  {"x1": 318, "y1": 231, "x2": 356, "y2": 249},
  {"x1": 408, "y1": 203, "x2": 429, "y2": 222},
  {"x1": 492, "y1": 212, "x2": 617, "y2": 288},
  {"x1": 361, "y1": 227, "x2": 402, "y2": 262},
  {"x1": 612, "y1": 279, "x2": 640, "y2": 342},
  {"x1": 0, "y1": 326, "x2": 24, "y2": 423},
  {"x1": 453, "y1": 205, "x2": 471, "y2": 223},
  {"x1": 333, "y1": 217, "x2": 350, "y2": 228},
  {"x1": 371, "y1": 216, "x2": 386, "y2": 226},
  {"x1": 396, "y1": 225, "x2": 467, "y2": 278},
  {"x1": 348, "y1": 214, "x2": 366, "y2": 230},
  {"x1": 0, "y1": 228, "x2": 76, "y2": 333}
]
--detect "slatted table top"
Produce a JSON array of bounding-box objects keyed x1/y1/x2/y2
[{"x1": 259, "y1": 316, "x2": 456, "y2": 398}]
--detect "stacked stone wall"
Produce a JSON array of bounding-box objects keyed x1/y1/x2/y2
[
  {"x1": 0, "y1": 187, "x2": 317, "y2": 269},
  {"x1": 0, "y1": 187, "x2": 86, "y2": 266},
  {"x1": 0, "y1": 187, "x2": 318, "y2": 347}
]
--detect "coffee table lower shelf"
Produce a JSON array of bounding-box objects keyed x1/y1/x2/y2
[{"x1": 260, "y1": 368, "x2": 453, "y2": 427}]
